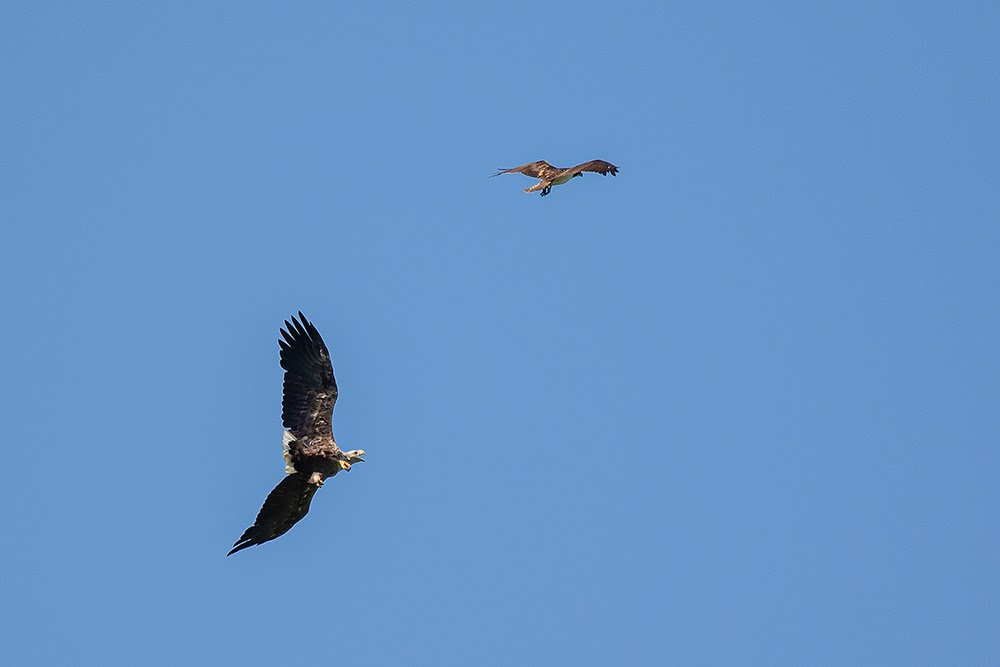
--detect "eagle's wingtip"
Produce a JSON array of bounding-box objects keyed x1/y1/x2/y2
[{"x1": 227, "y1": 541, "x2": 249, "y2": 557}]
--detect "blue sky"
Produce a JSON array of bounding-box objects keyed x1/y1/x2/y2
[{"x1": 2, "y1": 2, "x2": 998, "y2": 664}]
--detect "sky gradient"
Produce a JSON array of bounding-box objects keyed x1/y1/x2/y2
[{"x1": 2, "y1": 2, "x2": 998, "y2": 664}]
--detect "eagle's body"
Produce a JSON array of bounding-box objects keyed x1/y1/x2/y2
[
  {"x1": 491, "y1": 159, "x2": 619, "y2": 196},
  {"x1": 228, "y1": 312, "x2": 365, "y2": 556}
]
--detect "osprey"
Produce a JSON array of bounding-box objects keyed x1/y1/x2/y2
[
  {"x1": 491, "y1": 159, "x2": 619, "y2": 196},
  {"x1": 228, "y1": 312, "x2": 365, "y2": 556}
]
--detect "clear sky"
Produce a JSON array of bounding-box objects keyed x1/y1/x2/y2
[{"x1": 2, "y1": 2, "x2": 998, "y2": 665}]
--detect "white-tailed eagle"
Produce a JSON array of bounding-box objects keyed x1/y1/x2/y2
[
  {"x1": 491, "y1": 159, "x2": 619, "y2": 196},
  {"x1": 228, "y1": 312, "x2": 365, "y2": 556}
]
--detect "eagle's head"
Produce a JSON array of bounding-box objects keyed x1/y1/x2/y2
[{"x1": 336, "y1": 450, "x2": 365, "y2": 472}]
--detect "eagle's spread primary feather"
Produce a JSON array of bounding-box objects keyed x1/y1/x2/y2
[{"x1": 228, "y1": 312, "x2": 365, "y2": 556}]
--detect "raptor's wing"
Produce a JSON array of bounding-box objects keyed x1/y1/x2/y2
[
  {"x1": 565, "y1": 159, "x2": 619, "y2": 177},
  {"x1": 490, "y1": 160, "x2": 561, "y2": 180}
]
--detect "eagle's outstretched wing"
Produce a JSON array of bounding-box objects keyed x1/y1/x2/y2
[
  {"x1": 566, "y1": 160, "x2": 619, "y2": 177},
  {"x1": 228, "y1": 473, "x2": 318, "y2": 556},
  {"x1": 280, "y1": 312, "x2": 338, "y2": 442},
  {"x1": 491, "y1": 160, "x2": 561, "y2": 181}
]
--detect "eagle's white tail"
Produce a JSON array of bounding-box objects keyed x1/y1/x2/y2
[{"x1": 282, "y1": 430, "x2": 297, "y2": 474}]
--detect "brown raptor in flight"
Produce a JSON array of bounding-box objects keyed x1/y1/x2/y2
[{"x1": 491, "y1": 159, "x2": 619, "y2": 196}]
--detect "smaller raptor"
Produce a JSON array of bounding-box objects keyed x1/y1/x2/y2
[{"x1": 491, "y1": 159, "x2": 619, "y2": 196}]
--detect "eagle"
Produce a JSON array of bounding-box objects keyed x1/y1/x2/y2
[
  {"x1": 491, "y1": 159, "x2": 619, "y2": 196},
  {"x1": 228, "y1": 312, "x2": 365, "y2": 556}
]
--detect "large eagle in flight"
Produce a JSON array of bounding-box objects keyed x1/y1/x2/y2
[
  {"x1": 491, "y1": 159, "x2": 619, "y2": 196},
  {"x1": 228, "y1": 312, "x2": 365, "y2": 556}
]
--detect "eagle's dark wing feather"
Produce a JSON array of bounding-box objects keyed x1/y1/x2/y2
[
  {"x1": 491, "y1": 160, "x2": 561, "y2": 180},
  {"x1": 228, "y1": 473, "x2": 319, "y2": 556},
  {"x1": 280, "y1": 311, "x2": 338, "y2": 440},
  {"x1": 566, "y1": 160, "x2": 619, "y2": 177}
]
